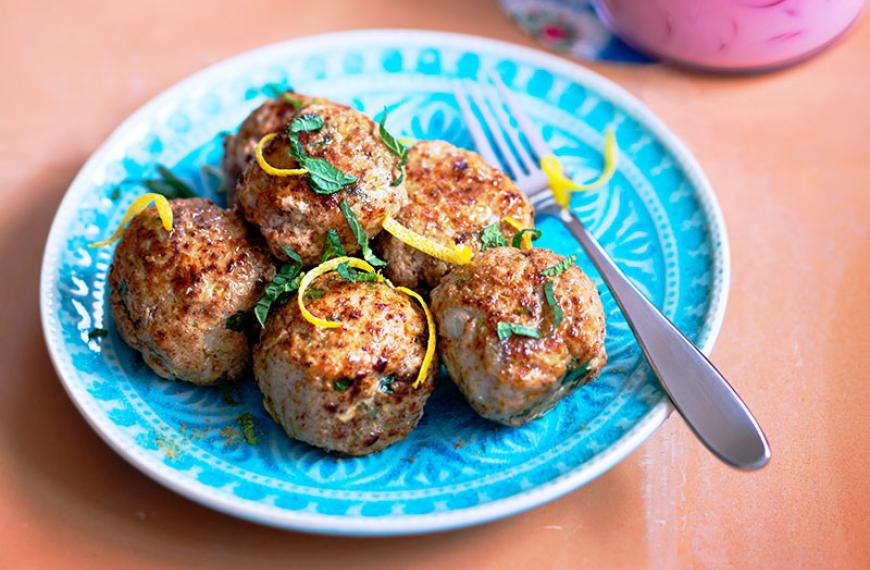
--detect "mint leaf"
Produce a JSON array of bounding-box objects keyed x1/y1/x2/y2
[
  {"x1": 142, "y1": 165, "x2": 197, "y2": 199},
  {"x1": 377, "y1": 107, "x2": 408, "y2": 186},
  {"x1": 300, "y1": 156, "x2": 358, "y2": 195},
  {"x1": 480, "y1": 223, "x2": 508, "y2": 250},
  {"x1": 339, "y1": 200, "x2": 385, "y2": 267},
  {"x1": 288, "y1": 113, "x2": 324, "y2": 135},
  {"x1": 286, "y1": 114, "x2": 357, "y2": 195},
  {"x1": 321, "y1": 229, "x2": 347, "y2": 262},
  {"x1": 541, "y1": 254, "x2": 577, "y2": 277},
  {"x1": 496, "y1": 322, "x2": 541, "y2": 341},
  {"x1": 282, "y1": 92, "x2": 307, "y2": 109},
  {"x1": 254, "y1": 246, "x2": 304, "y2": 326},
  {"x1": 336, "y1": 261, "x2": 380, "y2": 283}
]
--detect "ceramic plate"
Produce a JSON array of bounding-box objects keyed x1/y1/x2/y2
[{"x1": 40, "y1": 30, "x2": 728, "y2": 535}]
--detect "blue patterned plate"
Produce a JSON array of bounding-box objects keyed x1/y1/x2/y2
[{"x1": 40, "y1": 30, "x2": 728, "y2": 535}]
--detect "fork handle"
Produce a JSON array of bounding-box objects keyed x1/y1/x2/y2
[{"x1": 544, "y1": 204, "x2": 770, "y2": 469}]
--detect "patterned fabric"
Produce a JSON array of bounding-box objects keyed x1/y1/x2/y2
[
  {"x1": 41, "y1": 31, "x2": 724, "y2": 534},
  {"x1": 500, "y1": 0, "x2": 654, "y2": 63}
]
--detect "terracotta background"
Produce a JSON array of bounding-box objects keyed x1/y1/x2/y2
[{"x1": 1, "y1": 1, "x2": 868, "y2": 568}]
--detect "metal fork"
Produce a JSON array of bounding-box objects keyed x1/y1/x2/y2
[{"x1": 454, "y1": 74, "x2": 770, "y2": 470}]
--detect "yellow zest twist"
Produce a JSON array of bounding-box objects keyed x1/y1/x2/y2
[
  {"x1": 255, "y1": 133, "x2": 308, "y2": 176},
  {"x1": 297, "y1": 256, "x2": 381, "y2": 328},
  {"x1": 88, "y1": 193, "x2": 173, "y2": 248},
  {"x1": 382, "y1": 216, "x2": 472, "y2": 266},
  {"x1": 541, "y1": 127, "x2": 618, "y2": 209},
  {"x1": 501, "y1": 216, "x2": 534, "y2": 250},
  {"x1": 395, "y1": 287, "x2": 436, "y2": 389}
]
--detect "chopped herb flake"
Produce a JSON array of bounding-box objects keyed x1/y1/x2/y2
[
  {"x1": 543, "y1": 281, "x2": 563, "y2": 332},
  {"x1": 306, "y1": 288, "x2": 324, "y2": 299},
  {"x1": 378, "y1": 375, "x2": 396, "y2": 394},
  {"x1": 496, "y1": 322, "x2": 541, "y2": 341},
  {"x1": 218, "y1": 373, "x2": 240, "y2": 405},
  {"x1": 480, "y1": 222, "x2": 508, "y2": 250},
  {"x1": 333, "y1": 378, "x2": 354, "y2": 392},
  {"x1": 88, "y1": 328, "x2": 109, "y2": 340},
  {"x1": 562, "y1": 360, "x2": 592, "y2": 388},
  {"x1": 236, "y1": 413, "x2": 259, "y2": 444},
  {"x1": 512, "y1": 228, "x2": 542, "y2": 249},
  {"x1": 541, "y1": 254, "x2": 577, "y2": 277},
  {"x1": 225, "y1": 311, "x2": 251, "y2": 331},
  {"x1": 282, "y1": 92, "x2": 307, "y2": 109},
  {"x1": 339, "y1": 200, "x2": 385, "y2": 267}
]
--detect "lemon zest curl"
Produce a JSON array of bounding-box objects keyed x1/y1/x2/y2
[
  {"x1": 542, "y1": 127, "x2": 618, "y2": 209},
  {"x1": 88, "y1": 193, "x2": 173, "y2": 248}
]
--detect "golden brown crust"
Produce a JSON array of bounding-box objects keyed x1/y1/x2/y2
[
  {"x1": 430, "y1": 247, "x2": 606, "y2": 426},
  {"x1": 376, "y1": 140, "x2": 533, "y2": 289},
  {"x1": 235, "y1": 102, "x2": 407, "y2": 265},
  {"x1": 253, "y1": 275, "x2": 437, "y2": 455},
  {"x1": 108, "y1": 198, "x2": 275, "y2": 385}
]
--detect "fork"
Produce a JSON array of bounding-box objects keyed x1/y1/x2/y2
[{"x1": 453, "y1": 74, "x2": 770, "y2": 470}]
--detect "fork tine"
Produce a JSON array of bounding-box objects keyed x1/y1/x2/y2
[
  {"x1": 452, "y1": 83, "x2": 500, "y2": 168},
  {"x1": 465, "y1": 81, "x2": 524, "y2": 179},
  {"x1": 482, "y1": 82, "x2": 537, "y2": 174},
  {"x1": 489, "y1": 72, "x2": 554, "y2": 160}
]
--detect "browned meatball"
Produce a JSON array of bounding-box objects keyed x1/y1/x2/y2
[
  {"x1": 253, "y1": 273, "x2": 436, "y2": 455},
  {"x1": 236, "y1": 102, "x2": 407, "y2": 265},
  {"x1": 430, "y1": 247, "x2": 606, "y2": 426},
  {"x1": 376, "y1": 140, "x2": 533, "y2": 290},
  {"x1": 222, "y1": 91, "x2": 325, "y2": 202},
  {"x1": 108, "y1": 198, "x2": 275, "y2": 385}
]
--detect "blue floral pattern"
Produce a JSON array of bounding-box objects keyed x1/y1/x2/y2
[{"x1": 40, "y1": 31, "x2": 727, "y2": 535}]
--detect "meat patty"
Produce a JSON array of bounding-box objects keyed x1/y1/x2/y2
[
  {"x1": 376, "y1": 140, "x2": 534, "y2": 289},
  {"x1": 430, "y1": 247, "x2": 606, "y2": 426},
  {"x1": 253, "y1": 273, "x2": 436, "y2": 455},
  {"x1": 108, "y1": 198, "x2": 275, "y2": 385},
  {"x1": 235, "y1": 102, "x2": 407, "y2": 265},
  {"x1": 222, "y1": 91, "x2": 325, "y2": 204}
]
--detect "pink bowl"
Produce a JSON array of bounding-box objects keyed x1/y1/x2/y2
[{"x1": 593, "y1": 0, "x2": 863, "y2": 72}]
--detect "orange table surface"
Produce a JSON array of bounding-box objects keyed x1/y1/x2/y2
[{"x1": 1, "y1": 1, "x2": 868, "y2": 568}]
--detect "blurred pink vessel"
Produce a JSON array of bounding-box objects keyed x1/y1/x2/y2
[{"x1": 593, "y1": 0, "x2": 864, "y2": 71}]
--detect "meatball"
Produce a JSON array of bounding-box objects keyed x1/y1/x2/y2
[
  {"x1": 222, "y1": 91, "x2": 325, "y2": 201},
  {"x1": 236, "y1": 101, "x2": 407, "y2": 265},
  {"x1": 430, "y1": 247, "x2": 606, "y2": 426},
  {"x1": 109, "y1": 198, "x2": 275, "y2": 385},
  {"x1": 253, "y1": 273, "x2": 436, "y2": 455},
  {"x1": 376, "y1": 140, "x2": 534, "y2": 290}
]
